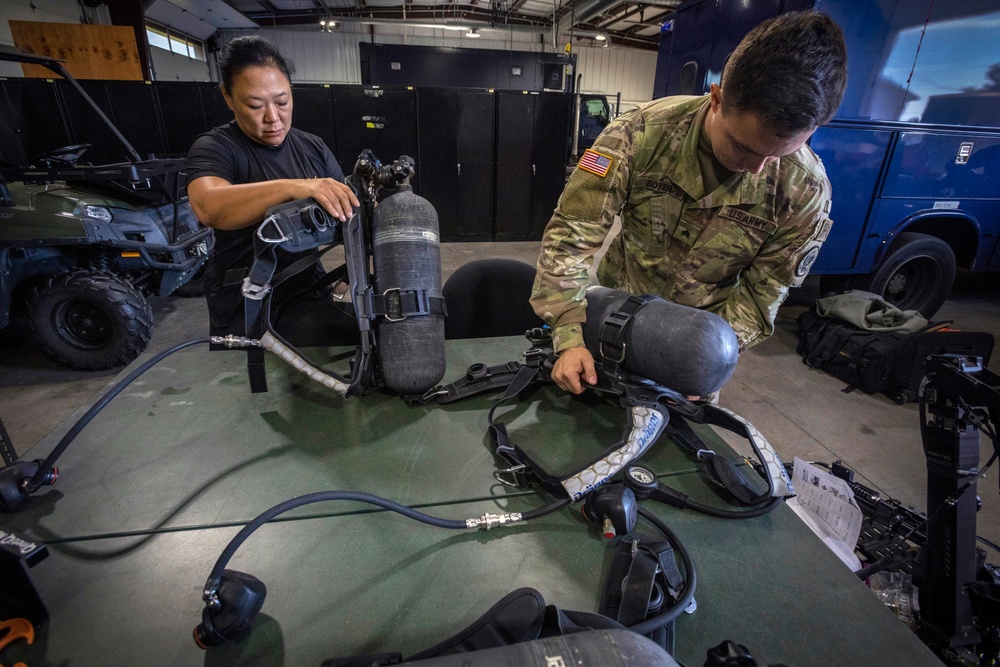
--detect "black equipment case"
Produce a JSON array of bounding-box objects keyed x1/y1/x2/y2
[{"x1": 796, "y1": 310, "x2": 995, "y2": 404}]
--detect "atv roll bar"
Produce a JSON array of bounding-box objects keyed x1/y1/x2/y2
[{"x1": 0, "y1": 45, "x2": 142, "y2": 164}]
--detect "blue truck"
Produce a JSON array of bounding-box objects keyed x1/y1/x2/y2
[{"x1": 653, "y1": 0, "x2": 1000, "y2": 317}]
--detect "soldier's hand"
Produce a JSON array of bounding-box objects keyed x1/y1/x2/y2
[{"x1": 552, "y1": 346, "x2": 597, "y2": 394}]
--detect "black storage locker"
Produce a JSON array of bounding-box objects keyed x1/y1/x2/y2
[
  {"x1": 201, "y1": 83, "x2": 233, "y2": 130},
  {"x1": 495, "y1": 91, "x2": 573, "y2": 241},
  {"x1": 0, "y1": 82, "x2": 28, "y2": 165},
  {"x1": 417, "y1": 89, "x2": 494, "y2": 241},
  {"x1": 154, "y1": 82, "x2": 231, "y2": 156},
  {"x1": 103, "y1": 81, "x2": 166, "y2": 159},
  {"x1": 59, "y1": 81, "x2": 119, "y2": 164},
  {"x1": 289, "y1": 84, "x2": 338, "y2": 168},
  {"x1": 2, "y1": 79, "x2": 72, "y2": 163},
  {"x1": 59, "y1": 81, "x2": 164, "y2": 164},
  {"x1": 330, "y1": 86, "x2": 418, "y2": 190}
]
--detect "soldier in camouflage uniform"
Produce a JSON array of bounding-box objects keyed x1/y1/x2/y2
[{"x1": 531, "y1": 11, "x2": 848, "y2": 394}]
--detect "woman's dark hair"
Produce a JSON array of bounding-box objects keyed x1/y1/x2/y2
[
  {"x1": 721, "y1": 11, "x2": 848, "y2": 137},
  {"x1": 217, "y1": 36, "x2": 295, "y2": 94}
]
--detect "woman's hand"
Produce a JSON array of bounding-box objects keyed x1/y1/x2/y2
[{"x1": 290, "y1": 178, "x2": 360, "y2": 222}]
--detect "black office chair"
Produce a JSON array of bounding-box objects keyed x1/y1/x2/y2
[{"x1": 443, "y1": 259, "x2": 543, "y2": 339}]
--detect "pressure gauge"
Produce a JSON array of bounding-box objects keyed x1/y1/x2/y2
[{"x1": 624, "y1": 464, "x2": 658, "y2": 496}]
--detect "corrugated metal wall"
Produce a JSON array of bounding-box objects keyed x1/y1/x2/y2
[
  {"x1": 575, "y1": 44, "x2": 657, "y2": 110},
  {"x1": 214, "y1": 27, "x2": 656, "y2": 103}
]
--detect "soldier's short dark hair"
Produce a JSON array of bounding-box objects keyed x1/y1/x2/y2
[
  {"x1": 218, "y1": 36, "x2": 295, "y2": 94},
  {"x1": 721, "y1": 11, "x2": 847, "y2": 137}
]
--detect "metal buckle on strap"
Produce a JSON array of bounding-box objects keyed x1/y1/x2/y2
[
  {"x1": 381, "y1": 287, "x2": 405, "y2": 322},
  {"x1": 241, "y1": 277, "x2": 271, "y2": 301},
  {"x1": 421, "y1": 386, "x2": 448, "y2": 402},
  {"x1": 493, "y1": 464, "x2": 527, "y2": 487},
  {"x1": 256, "y1": 215, "x2": 291, "y2": 244}
]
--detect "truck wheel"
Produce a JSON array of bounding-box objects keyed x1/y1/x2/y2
[
  {"x1": 29, "y1": 270, "x2": 153, "y2": 370},
  {"x1": 822, "y1": 233, "x2": 956, "y2": 318}
]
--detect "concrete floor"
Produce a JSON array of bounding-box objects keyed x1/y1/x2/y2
[{"x1": 2, "y1": 240, "x2": 999, "y2": 557}]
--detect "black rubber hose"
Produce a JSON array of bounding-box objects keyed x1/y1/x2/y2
[
  {"x1": 628, "y1": 506, "x2": 698, "y2": 635},
  {"x1": 685, "y1": 495, "x2": 784, "y2": 519},
  {"x1": 521, "y1": 497, "x2": 571, "y2": 520},
  {"x1": 28, "y1": 338, "x2": 211, "y2": 489},
  {"x1": 208, "y1": 492, "x2": 570, "y2": 583}
]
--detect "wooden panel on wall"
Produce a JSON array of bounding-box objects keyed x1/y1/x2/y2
[{"x1": 10, "y1": 21, "x2": 143, "y2": 81}]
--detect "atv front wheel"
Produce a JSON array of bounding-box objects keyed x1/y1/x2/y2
[{"x1": 30, "y1": 270, "x2": 153, "y2": 370}]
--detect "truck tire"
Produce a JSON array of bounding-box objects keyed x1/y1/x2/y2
[
  {"x1": 819, "y1": 232, "x2": 956, "y2": 319},
  {"x1": 29, "y1": 270, "x2": 154, "y2": 370}
]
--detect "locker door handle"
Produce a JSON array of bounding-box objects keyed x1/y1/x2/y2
[
  {"x1": 457, "y1": 163, "x2": 461, "y2": 176},
  {"x1": 532, "y1": 164, "x2": 536, "y2": 176}
]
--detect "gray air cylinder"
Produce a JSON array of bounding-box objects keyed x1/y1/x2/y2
[
  {"x1": 372, "y1": 187, "x2": 446, "y2": 394},
  {"x1": 582, "y1": 286, "x2": 739, "y2": 397}
]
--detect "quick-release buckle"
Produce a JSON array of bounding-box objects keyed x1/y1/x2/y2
[
  {"x1": 600, "y1": 310, "x2": 631, "y2": 365},
  {"x1": 241, "y1": 277, "x2": 271, "y2": 300},
  {"x1": 381, "y1": 287, "x2": 432, "y2": 322}
]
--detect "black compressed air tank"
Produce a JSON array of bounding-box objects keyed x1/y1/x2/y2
[
  {"x1": 372, "y1": 187, "x2": 446, "y2": 394},
  {"x1": 582, "y1": 286, "x2": 739, "y2": 396}
]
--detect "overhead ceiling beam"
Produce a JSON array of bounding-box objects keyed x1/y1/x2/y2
[
  {"x1": 240, "y1": 5, "x2": 549, "y2": 28},
  {"x1": 595, "y1": 4, "x2": 671, "y2": 30}
]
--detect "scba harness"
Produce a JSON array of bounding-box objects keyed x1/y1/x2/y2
[
  {"x1": 412, "y1": 293, "x2": 795, "y2": 510},
  {"x1": 221, "y1": 151, "x2": 448, "y2": 398}
]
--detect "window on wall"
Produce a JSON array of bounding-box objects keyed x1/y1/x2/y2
[{"x1": 146, "y1": 23, "x2": 206, "y2": 61}]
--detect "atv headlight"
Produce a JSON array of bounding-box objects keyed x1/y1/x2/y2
[{"x1": 82, "y1": 205, "x2": 113, "y2": 223}]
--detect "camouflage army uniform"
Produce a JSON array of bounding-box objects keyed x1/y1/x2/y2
[{"x1": 531, "y1": 95, "x2": 833, "y2": 353}]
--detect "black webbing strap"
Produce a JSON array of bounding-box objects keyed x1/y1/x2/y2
[
  {"x1": 599, "y1": 534, "x2": 681, "y2": 652},
  {"x1": 0, "y1": 415, "x2": 16, "y2": 465},
  {"x1": 244, "y1": 233, "x2": 280, "y2": 394},
  {"x1": 661, "y1": 416, "x2": 762, "y2": 505},
  {"x1": 598, "y1": 294, "x2": 657, "y2": 379},
  {"x1": 405, "y1": 361, "x2": 526, "y2": 407},
  {"x1": 243, "y1": 238, "x2": 341, "y2": 394},
  {"x1": 487, "y1": 356, "x2": 565, "y2": 495},
  {"x1": 368, "y1": 288, "x2": 447, "y2": 321}
]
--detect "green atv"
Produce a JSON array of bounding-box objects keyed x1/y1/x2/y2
[{"x1": 0, "y1": 46, "x2": 212, "y2": 370}]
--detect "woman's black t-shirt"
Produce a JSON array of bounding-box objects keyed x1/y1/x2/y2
[{"x1": 186, "y1": 121, "x2": 347, "y2": 336}]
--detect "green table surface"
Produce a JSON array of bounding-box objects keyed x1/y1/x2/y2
[
  {"x1": 2, "y1": 337, "x2": 942, "y2": 666},
  {"x1": 7, "y1": 337, "x2": 704, "y2": 541}
]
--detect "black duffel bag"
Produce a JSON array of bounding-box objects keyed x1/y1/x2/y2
[{"x1": 796, "y1": 310, "x2": 955, "y2": 404}]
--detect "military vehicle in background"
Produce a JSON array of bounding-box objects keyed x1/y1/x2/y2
[{"x1": 0, "y1": 45, "x2": 211, "y2": 370}]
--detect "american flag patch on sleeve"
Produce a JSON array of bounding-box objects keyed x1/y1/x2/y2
[{"x1": 578, "y1": 149, "x2": 613, "y2": 177}]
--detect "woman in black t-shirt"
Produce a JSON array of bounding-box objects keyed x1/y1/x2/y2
[{"x1": 186, "y1": 35, "x2": 359, "y2": 340}]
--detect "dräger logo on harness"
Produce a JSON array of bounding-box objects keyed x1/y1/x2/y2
[
  {"x1": 635, "y1": 410, "x2": 662, "y2": 449},
  {"x1": 0, "y1": 529, "x2": 38, "y2": 556}
]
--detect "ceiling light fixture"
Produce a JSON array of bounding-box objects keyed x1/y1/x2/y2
[
  {"x1": 595, "y1": 34, "x2": 606, "y2": 41},
  {"x1": 465, "y1": 28, "x2": 481, "y2": 37}
]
